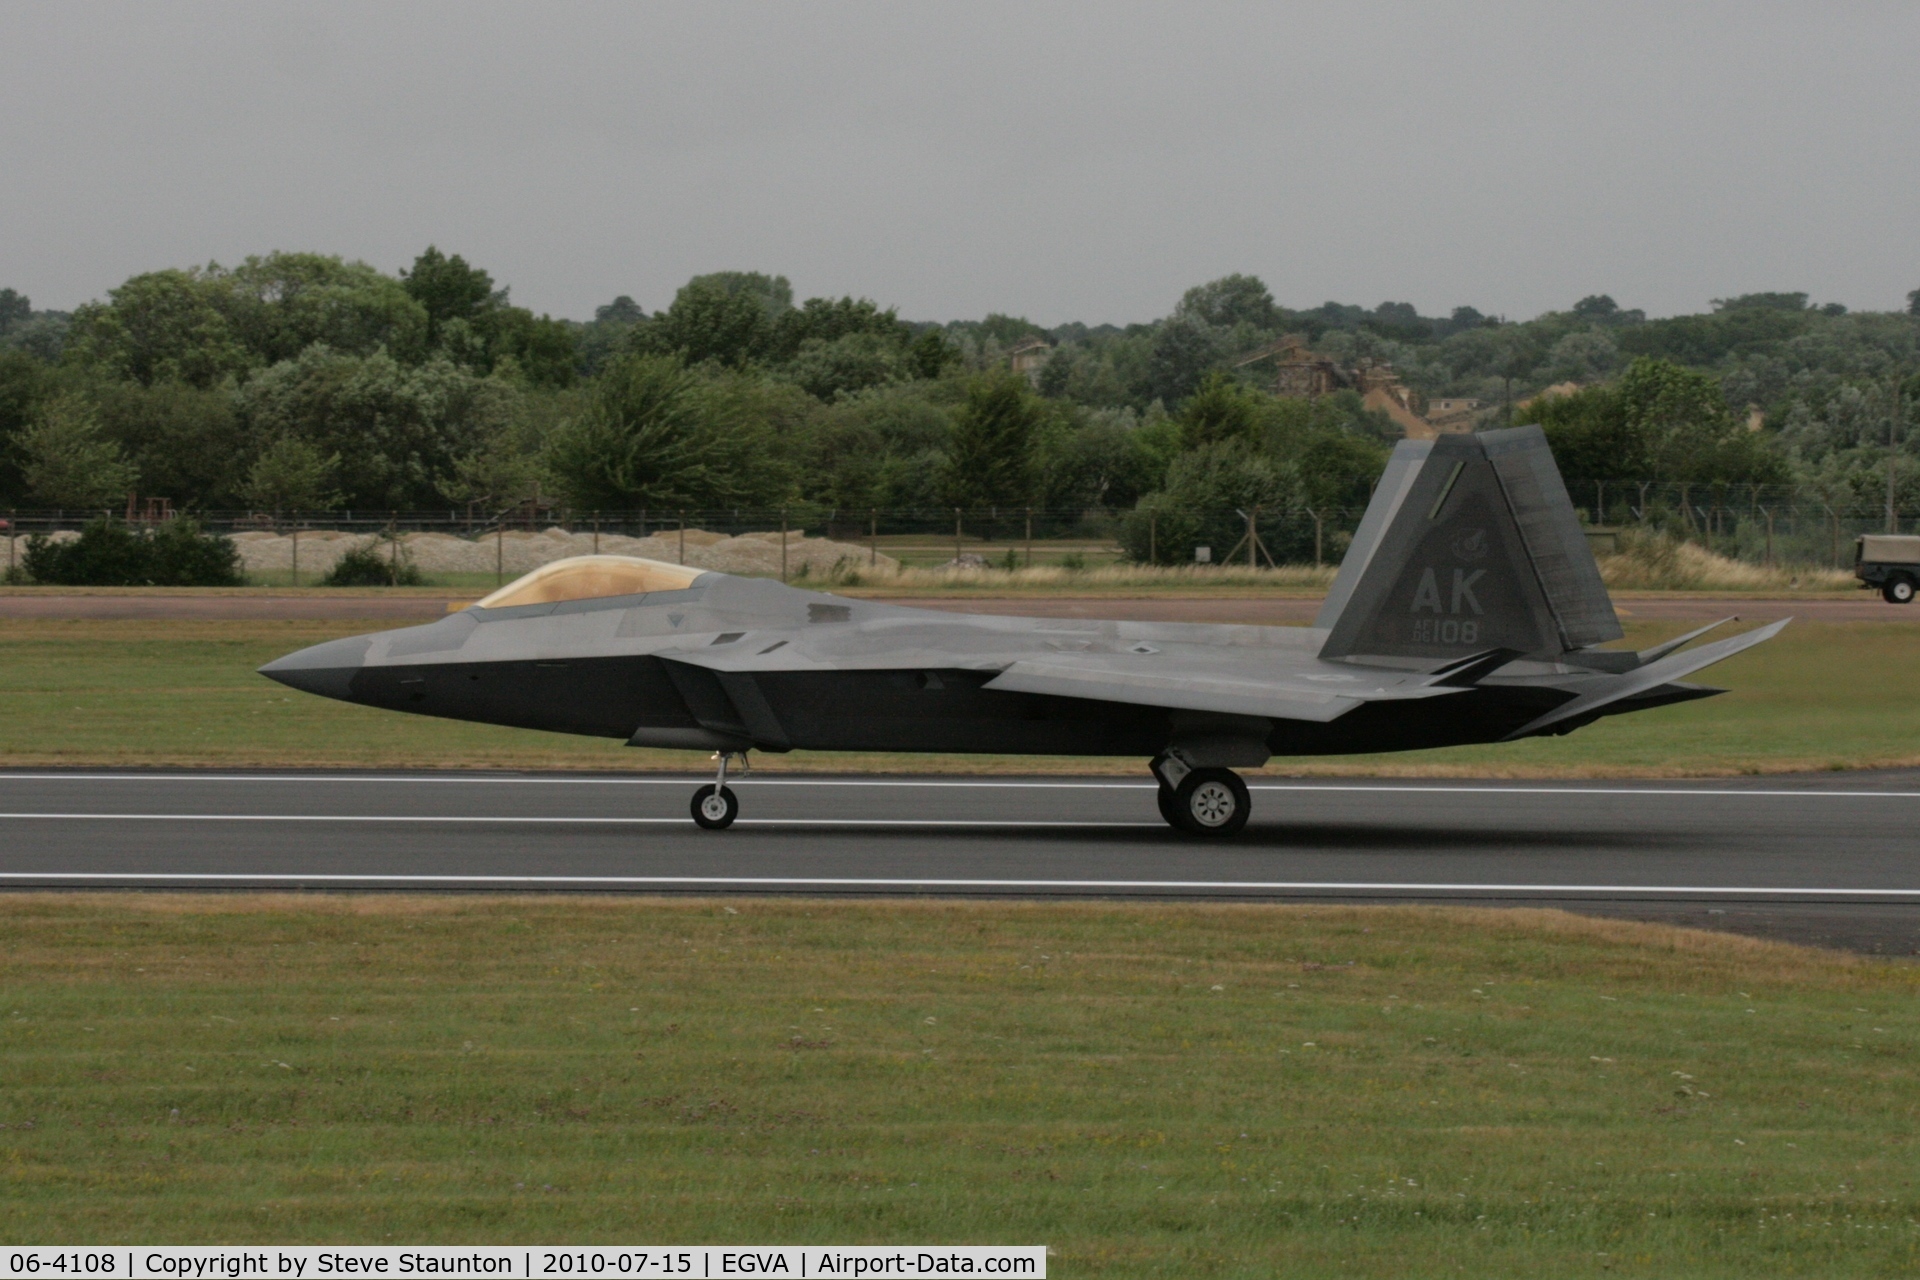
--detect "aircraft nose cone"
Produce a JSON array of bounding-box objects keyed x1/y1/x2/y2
[{"x1": 258, "y1": 634, "x2": 374, "y2": 702}]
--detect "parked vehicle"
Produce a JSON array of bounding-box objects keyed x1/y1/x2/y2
[{"x1": 1855, "y1": 534, "x2": 1920, "y2": 603}]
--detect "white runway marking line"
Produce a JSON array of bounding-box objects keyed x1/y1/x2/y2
[
  {"x1": 3, "y1": 774, "x2": 1920, "y2": 800},
  {"x1": 0, "y1": 812, "x2": 1155, "y2": 828},
  {"x1": 0, "y1": 872, "x2": 1916, "y2": 896}
]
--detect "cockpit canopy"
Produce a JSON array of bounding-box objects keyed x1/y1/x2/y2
[{"x1": 473, "y1": 555, "x2": 708, "y2": 610}]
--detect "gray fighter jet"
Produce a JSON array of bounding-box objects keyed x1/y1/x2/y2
[{"x1": 261, "y1": 426, "x2": 1784, "y2": 834}]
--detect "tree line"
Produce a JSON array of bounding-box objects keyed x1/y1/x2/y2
[{"x1": 2, "y1": 257, "x2": 1917, "y2": 557}]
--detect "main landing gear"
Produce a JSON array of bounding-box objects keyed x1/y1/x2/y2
[
  {"x1": 1152, "y1": 752, "x2": 1251, "y2": 836},
  {"x1": 691, "y1": 751, "x2": 746, "y2": 830}
]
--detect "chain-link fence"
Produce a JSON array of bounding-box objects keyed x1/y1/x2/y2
[{"x1": 1, "y1": 484, "x2": 1914, "y2": 575}]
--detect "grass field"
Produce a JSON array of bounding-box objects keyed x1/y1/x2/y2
[
  {"x1": 1, "y1": 895, "x2": 1915, "y2": 1274},
  {"x1": 0, "y1": 616, "x2": 1912, "y2": 775}
]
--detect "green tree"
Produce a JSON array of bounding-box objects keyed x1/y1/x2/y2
[
  {"x1": 545, "y1": 354, "x2": 777, "y2": 510},
  {"x1": 784, "y1": 333, "x2": 909, "y2": 401},
  {"x1": 225, "y1": 253, "x2": 429, "y2": 365},
  {"x1": 1175, "y1": 275, "x2": 1280, "y2": 331},
  {"x1": 0, "y1": 350, "x2": 49, "y2": 501},
  {"x1": 905, "y1": 328, "x2": 960, "y2": 380},
  {"x1": 1120, "y1": 443, "x2": 1301, "y2": 564},
  {"x1": 1140, "y1": 314, "x2": 1221, "y2": 408},
  {"x1": 401, "y1": 246, "x2": 498, "y2": 345},
  {"x1": 237, "y1": 348, "x2": 512, "y2": 509},
  {"x1": 642, "y1": 278, "x2": 778, "y2": 368},
  {"x1": 483, "y1": 309, "x2": 579, "y2": 387},
  {"x1": 945, "y1": 374, "x2": 1042, "y2": 507},
  {"x1": 1175, "y1": 371, "x2": 1265, "y2": 450},
  {"x1": 243, "y1": 436, "x2": 341, "y2": 512},
  {"x1": 0, "y1": 288, "x2": 29, "y2": 334},
  {"x1": 67, "y1": 268, "x2": 253, "y2": 388},
  {"x1": 91, "y1": 380, "x2": 252, "y2": 507},
  {"x1": 772, "y1": 296, "x2": 908, "y2": 360},
  {"x1": 15, "y1": 394, "x2": 139, "y2": 507}
]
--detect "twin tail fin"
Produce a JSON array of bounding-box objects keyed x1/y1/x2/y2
[{"x1": 1317, "y1": 425, "x2": 1621, "y2": 663}]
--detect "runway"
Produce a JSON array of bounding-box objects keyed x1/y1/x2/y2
[{"x1": 2, "y1": 770, "x2": 1918, "y2": 951}]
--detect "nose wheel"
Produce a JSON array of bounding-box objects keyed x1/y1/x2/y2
[
  {"x1": 1152, "y1": 753, "x2": 1251, "y2": 836},
  {"x1": 691, "y1": 752, "x2": 745, "y2": 830}
]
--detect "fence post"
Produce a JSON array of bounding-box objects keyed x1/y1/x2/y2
[
  {"x1": 495, "y1": 521, "x2": 504, "y2": 586},
  {"x1": 869, "y1": 509, "x2": 877, "y2": 567},
  {"x1": 678, "y1": 513, "x2": 686, "y2": 565},
  {"x1": 592, "y1": 511, "x2": 600, "y2": 555},
  {"x1": 954, "y1": 508, "x2": 962, "y2": 563},
  {"x1": 1762, "y1": 507, "x2": 1774, "y2": 567},
  {"x1": 1148, "y1": 511, "x2": 1157, "y2": 565},
  {"x1": 1025, "y1": 508, "x2": 1033, "y2": 568},
  {"x1": 291, "y1": 526, "x2": 299, "y2": 587},
  {"x1": 1310, "y1": 509, "x2": 1324, "y2": 566},
  {"x1": 781, "y1": 508, "x2": 789, "y2": 582},
  {"x1": 6, "y1": 509, "x2": 14, "y2": 580}
]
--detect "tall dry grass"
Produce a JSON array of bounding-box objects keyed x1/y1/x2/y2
[
  {"x1": 829, "y1": 534, "x2": 1851, "y2": 593},
  {"x1": 1596, "y1": 530, "x2": 1853, "y2": 591},
  {"x1": 829, "y1": 561, "x2": 1336, "y2": 591}
]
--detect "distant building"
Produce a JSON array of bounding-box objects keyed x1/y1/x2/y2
[
  {"x1": 1007, "y1": 337, "x2": 1053, "y2": 386},
  {"x1": 1423, "y1": 397, "x2": 1486, "y2": 435},
  {"x1": 1264, "y1": 336, "x2": 1343, "y2": 398},
  {"x1": 1353, "y1": 364, "x2": 1434, "y2": 438}
]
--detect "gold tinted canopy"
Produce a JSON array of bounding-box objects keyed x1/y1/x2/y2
[{"x1": 474, "y1": 555, "x2": 706, "y2": 610}]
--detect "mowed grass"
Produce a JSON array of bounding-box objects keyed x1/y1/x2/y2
[
  {"x1": 0, "y1": 617, "x2": 1914, "y2": 776},
  {"x1": 1, "y1": 896, "x2": 1916, "y2": 1275}
]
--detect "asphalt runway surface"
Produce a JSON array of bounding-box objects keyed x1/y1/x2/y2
[{"x1": 3, "y1": 770, "x2": 1919, "y2": 954}]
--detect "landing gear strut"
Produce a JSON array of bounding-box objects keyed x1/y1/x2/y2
[
  {"x1": 691, "y1": 751, "x2": 745, "y2": 830},
  {"x1": 1152, "y1": 751, "x2": 1251, "y2": 836}
]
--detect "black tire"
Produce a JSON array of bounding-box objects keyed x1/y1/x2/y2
[
  {"x1": 1884, "y1": 576, "x2": 1915, "y2": 605},
  {"x1": 1172, "y1": 767, "x2": 1250, "y2": 836},
  {"x1": 1156, "y1": 783, "x2": 1181, "y2": 828},
  {"x1": 690, "y1": 783, "x2": 739, "y2": 830}
]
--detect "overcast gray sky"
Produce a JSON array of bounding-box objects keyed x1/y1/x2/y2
[{"x1": 4, "y1": 2, "x2": 1916, "y2": 325}]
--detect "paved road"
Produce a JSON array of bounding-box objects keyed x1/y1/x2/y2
[
  {"x1": 0, "y1": 592, "x2": 1911, "y2": 623},
  {"x1": 3, "y1": 770, "x2": 1918, "y2": 953}
]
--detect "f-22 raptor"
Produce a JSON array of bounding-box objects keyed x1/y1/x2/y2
[{"x1": 262, "y1": 426, "x2": 1784, "y2": 835}]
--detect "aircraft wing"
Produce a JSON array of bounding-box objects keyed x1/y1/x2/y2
[{"x1": 980, "y1": 654, "x2": 1466, "y2": 723}]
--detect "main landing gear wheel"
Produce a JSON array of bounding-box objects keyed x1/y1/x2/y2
[
  {"x1": 1156, "y1": 784, "x2": 1181, "y2": 827},
  {"x1": 1152, "y1": 753, "x2": 1252, "y2": 836},
  {"x1": 1884, "y1": 575, "x2": 1916, "y2": 605},
  {"x1": 691, "y1": 750, "x2": 746, "y2": 830},
  {"x1": 690, "y1": 784, "x2": 739, "y2": 830}
]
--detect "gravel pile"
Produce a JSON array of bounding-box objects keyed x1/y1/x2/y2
[{"x1": 223, "y1": 527, "x2": 896, "y2": 580}]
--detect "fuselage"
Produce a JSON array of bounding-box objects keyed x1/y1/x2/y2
[{"x1": 259, "y1": 571, "x2": 1704, "y2": 760}]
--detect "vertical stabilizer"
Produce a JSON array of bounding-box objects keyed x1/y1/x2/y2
[
  {"x1": 1314, "y1": 439, "x2": 1432, "y2": 629},
  {"x1": 1318, "y1": 426, "x2": 1621, "y2": 663}
]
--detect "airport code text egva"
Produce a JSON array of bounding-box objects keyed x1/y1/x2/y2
[{"x1": 1, "y1": 1250, "x2": 1044, "y2": 1280}]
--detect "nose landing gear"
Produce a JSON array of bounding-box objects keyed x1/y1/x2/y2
[
  {"x1": 1152, "y1": 751, "x2": 1251, "y2": 836},
  {"x1": 691, "y1": 751, "x2": 746, "y2": 830}
]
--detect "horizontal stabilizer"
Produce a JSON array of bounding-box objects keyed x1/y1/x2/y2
[
  {"x1": 1503, "y1": 619, "x2": 1788, "y2": 741},
  {"x1": 1421, "y1": 647, "x2": 1523, "y2": 687},
  {"x1": 1636, "y1": 617, "x2": 1735, "y2": 664},
  {"x1": 983, "y1": 659, "x2": 1464, "y2": 724}
]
